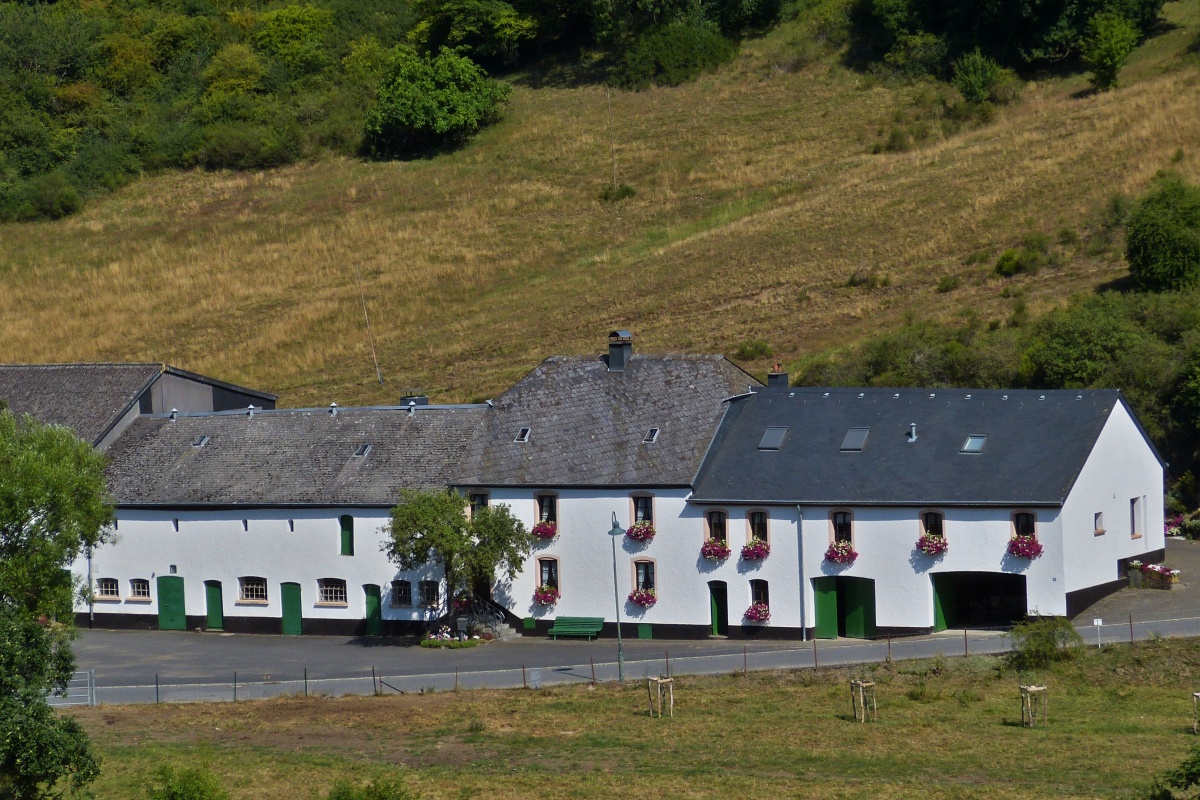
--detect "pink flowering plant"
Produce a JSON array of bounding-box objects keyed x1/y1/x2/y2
[
  {"x1": 916, "y1": 533, "x2": 948, "y2": 556},
  {"x1": 824, "y1": 540, "x2": 857, "y2": 565},
  {"x1": 626, "y1": 521, "x2": 656, "y2": 542},
  {"x1": 533, "y1": 585, "x2": 560, "y2": 605},
  {"x1": 628, "y1": 588, "x2": 657, "y2": 607},
  {"x1": 1166, "y1": 514, "x2": 1184, "y2": 537},
  {"x1": 1141, "y1": 563, "x2": 1180, "y2": 578},
  {"x1": 741, "y1": 537, "x2": 771, "y2": 560},
  {"x1": 1007, "y1": 534, "x2": 1043, "y2": 559},
  {"x1": 452, "y1": 593, "x2": 472, "y2": 612},
  {"x1": 531, "y1": 521, "x2": 558, "y2": 539},
  {"x1": 744, "y1": 603, "x2": 771, "y2": 623},
  {"x1": 700, "y1": 538, "x2": 732, "y2": 561}
]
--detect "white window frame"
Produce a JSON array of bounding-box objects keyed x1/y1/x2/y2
[{"x1": 316, "y1": 578, "x2": 348, "y2": 606}]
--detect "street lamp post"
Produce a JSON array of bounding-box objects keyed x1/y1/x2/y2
[{"x1": 607, "y1": 511, "x2": 626, "y2": 682}]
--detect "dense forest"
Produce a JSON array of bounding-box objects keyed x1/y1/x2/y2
[{"x1": 0, "y1": 0, "x2": 1168, "y2": 220}]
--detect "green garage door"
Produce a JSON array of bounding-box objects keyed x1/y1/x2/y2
[
  {"x1": 813, "y1": 577, "x2": 838, "y2": 639},
  {"x1": 157, "y1": 575, "x2": 186, "y2": 631}
]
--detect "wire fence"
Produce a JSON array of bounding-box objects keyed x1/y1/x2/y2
[{"x1": 63, "y1": 612, "x2": 1200, "y2": 706}]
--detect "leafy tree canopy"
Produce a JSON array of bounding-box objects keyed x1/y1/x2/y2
[
  {"x1": 0, "y1": 410, "x2": 113, "y2": 621},
  {"x1": 409, "y1": 0, "x2": 538, "y2": 64},
  {"x1": 1127, "y1": 172, "x2": 1200, "y2": 293},
  {"x1": 384, "y1": 489, "x2": 533, "y2": 595}
]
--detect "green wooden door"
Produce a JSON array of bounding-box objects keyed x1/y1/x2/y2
[
  {"x1": 281, "y1": 582, "x2": 302, "y2": 636},
  {"x1": 204, "y1": 581, "x2": 223, "y2": 631},
  {"x1": 364, "y1": 584, "x2": 382, "y2": 636},
  {"x1": 932, "y1": 575, "x2": 954, "y2": 632},
  {"x1": 708, "y1": 581, "x2": 728, "y2": 636},
  {"x1": 842, "y1": 578, "x2": 877, "y2": 639},
  {"x1": 157, "y1": 575, "x2": 186, "y2": 631},
  {"x1": 813, "y1": 577, "x2": 838, "y2": 639}
]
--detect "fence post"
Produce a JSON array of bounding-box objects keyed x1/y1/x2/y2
[
  {"x1": 590, "y1": 657, "x2": 596, "y2": 686},
  {"x1": 665, "y1": 649, "x2": 670, "y2": 678},
  {"x1": 743, "y1": 646, "x2": 748, "y2": 677},
  {"x1": 887, "y1": 635, "x2": 892, "y2": 664},
  {"x1": 233, "y1": 671, "x2": 237, "y2": 702},
  {"x1": 813, "y1": 636, "x2": 818, "y2": 670},
  {"x1": 964, "y1": 629, "x2": 969, "y2": 657},
  {"x1": 304, "y1": 667, "x2": 308, "y2": 697},
  {"x1": 1130, "y1": 614, "x2": 1135, "y2": 646},
  {"x1": 372, "y1": 666, "x2": 377, "y2": 696},
  {"x1": 155, "y1": 673, "x2": 160, "y2": 704},
  {"x1": 455, "y1": 668, "x2": 459, "y2": 692},
  {"x1": 522, "y1": 665, "x2": 527, "y2": 689},
  {"x1": 89, "y1": 669, "x2": 96, "y2": 707}
]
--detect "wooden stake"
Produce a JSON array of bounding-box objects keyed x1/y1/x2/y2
[
  {"x1": 813, "y1": 636, "x2": 818, "y2": 669},
  {"x1": 590, "y1": 656, "x2": 596, "y2": 685}
]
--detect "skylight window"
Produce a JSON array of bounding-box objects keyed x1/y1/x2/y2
[
  {"x1": 961, "y1": 434, "x2": 987, "y2": 453},
  {"x1": 191, "y1": 435, "x2": 210, "y2": 448},
  {"x1": 758, "y1": 426, "x2": 788, "y2": 451},
  {"x1": 353, "y1": 443, "x2": 372, "y2": 457},
  {"x1": 514, "y1": 427, "x2": 531, "y2": 443},
  {"x1": 643, "y1": 428, "x2": 660, "y2": 444},
  {"x1": 840, "y1": 427, "x2": 870, "y2": 452}
]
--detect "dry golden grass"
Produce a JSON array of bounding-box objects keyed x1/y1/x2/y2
[{"x1": 2, "y1": 5, "x2": 1198, "y2": 406}]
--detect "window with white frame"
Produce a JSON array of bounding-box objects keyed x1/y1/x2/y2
[
  {"x1": 635, "y1": 560, "x2": 655, "y2": 592},
  {"x1": 539, "y1": 557, "x2": 559, "y2": 589},
  {"x1": 707, "y1": 510, "x2": 728, "y2": 544},
  {"x1": 96, "y1": 578, "x2": 119, "y2": 598},
  {"x1": 317, "y1": 578, "x2": 348, "y2": 605},
  {"x1": 750, "y1": 579, "x2": 769, "y2": 607},
  {"x1": 392, "y1": 580, "x2": 412, "y2": 607},
  {"x1": 418, "y1": 580, "x2": 439, "y2": 607},
  {"x1": 633, "y1": 495, "x2": 654, "y2": 524},
  {"x1": 537, "y1": 494, "x2": 557, "y2": 523},
  {"x1": 129, "y1": 578, "x2": 151, "y2": 599},
  {"x1": 239, "y1": 576, "x2": 268, "y2": 602},
  {"x1": 831, "y1": 511, "x2": 853, "y2": 544}
]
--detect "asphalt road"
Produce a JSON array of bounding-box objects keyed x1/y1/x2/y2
[{"x1": 61, "y1": 538, "x2": 1200, "y2": 705}]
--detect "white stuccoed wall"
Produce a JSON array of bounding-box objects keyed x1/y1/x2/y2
[
  {"x1": 1060, "y1": 402, "x2": 1165, "y2": 593},
  {"x1": 73, "y1": 508, "x2": 443, "y2": 624}
]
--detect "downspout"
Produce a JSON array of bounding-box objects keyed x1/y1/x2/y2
[
  {"x1": 796, "y1": 505, "x2": 805, "y2": 641},
  {"x1": 87, "y1": 546, "x2": 94, "y2": 629}
]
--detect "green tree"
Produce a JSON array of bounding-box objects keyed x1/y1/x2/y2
[
  {"x1": 0, "y1": 410, "x2": 113, "y2": 621},
  {"x1": 408, "y1": 0, "x2": 537, "y2": 64},
  {"x1": 1127, "y1": 173, "x2": 1200, "y2": 292},
  {"x1": 951, "y1": 48, "x2": 1001, "y2": 104},
  {"x1": 384, "y1": 489, "x2": 533, "y2": 596},
  {"x1": 1082, "y1": 12, "x2": 1138, "y2": 90},
  {"x1": 362, "y1": 48, "x2": 510, "y2": 157},
  {"x1": 252, "y1": 5, "x2": 335, "y2": 76}
]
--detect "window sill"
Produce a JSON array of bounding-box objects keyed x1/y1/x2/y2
[
  {"x1": 124, "y1": 597, "x2": 152, "y2": 603},
  {"x1": 314, "y1": 601, "x2": 348, "y2": 608},
  {"x1": 235, "y1": 600, "x2": 269, "y2": 606},
  {"x1": 1094, "y1": 529, "x2": 1106, "y2": 536},
  {"x1": 1132, "y1": 533, "x2": 1144, "y2": 540},
  {"x1": 389, "y1": 603, "x2": 413, "y2": 609},
  {"x1": 94, "y1": 596, "x2": 121, "y2": 603}
]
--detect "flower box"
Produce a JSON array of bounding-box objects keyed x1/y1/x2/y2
[
  {"x1": 1141, "y1": 562, "x2": 1180, "y2": 590},
  {"x1": 533, "y1": 585, "x2": 560, "y2": 605},
  {"x1": 628, "y1": 588, "x2": 657, "y2": 607},
  {"x1": 744, "y1": 603, "x2": 771, "y2": 623},
  {"x1": 626, "y1": 521, "x2": 656, "y2": 542},
  {"x1": 1006, "y1": 534, "x2": 1043, "y2": 559},
  {"x1": 916, "y1": 533, "x2": 948, "y2": 556},
  {"x1": 741, "y1": 537, "x2": 771, "y2": 560},
  {"x1": 531, "y1": 521, "x2": 558, "y2": 540},
  {"x1": 824, "y1": 540, "x2": 857, "y2": 565},
  {"x1": 701, "y1": 538, "x2": 732, "y2": 561}
]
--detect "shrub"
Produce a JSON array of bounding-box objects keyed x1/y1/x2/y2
[
  {"x1": 935, "y1": 275, "x2": 960, "y2": 292},
  {"x1": 1181, "y1": 517, "x2": 1200, "y2": 540},
  {"x1": 145, "y1": 766, "x2": 230, "y2": 800},
  {"x1": 325, "y1": 778, "x2": 416, "y2": 800},
  {"x1": 599, "y1": 183, "x2": 636, "y2": 202},
  {"x1": 1006, "y1": 616, "x2": 1083, "y2": 670},
  {"x1": 734, "y1": 339, "x2": 773, "y2": 359},
  {"x1": 951, "y1": 49, "x2": 1001, "y2": 104},
  {"x1": 1126, "y1": 172, "x2": 1200, "y2": 292},
  {"x1": 23, "y1": 172, "x2": 83, "y2": 220},
  {"x1": 1082, "y1": 12, "x2": 1138, "y2": 91},
  {"x1": 994, "y1": 241, "x2": 1047, "y2": 276},
  {"x1": 195, "y1": 124, "x2": 300, "y2": 170},
  {"x1": 362, "y1": 48, "x2": 510, "y2": 157},
  {"x1": 253, "y1": 5, "x2": 334, "y2": 76},
  {"x1": 614, "y1": 20, "x2": 736, "y2": 90}
]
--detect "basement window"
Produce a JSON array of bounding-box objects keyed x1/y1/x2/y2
[
  {"x1": 514, "y1": 427, "x2": 531, "y2": 443},
  {"x1": 643, "y1": 428, "x2": 660, "y2": 444},
  {"x1": 840, "y1": 427, "x2": 870, "y2": 452},
  {"x1": 759, "y1": 426, "x2": 788, "y2": 451},
  {"x1": 192, "y1": 435, "x2": 210, "y2": 448},
  {"x1": 961, "y1": 434, "x2": 987, "y2": 454},
  {"x1": 353, "y1": 443, "x2": 372, "y2": 457}
]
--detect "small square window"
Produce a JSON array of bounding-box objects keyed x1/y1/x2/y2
[
  {"x1": 759, "y1": 426, "x2": 788, "y2": 451},
  {"x1": 514, "y1": 427, "x2": 531, "y2": 443},
  {"x1": 961, "y1": 434, "x2": 987, "y2": 453},
  {"x1": 840, "y1": 428, "x2": 869, "y2": 452},
  {"x1": 317, "y1": 578, "x2": 347, "y2": 604},
  {"x1": 192, "y1": 435, "x2": 210, "y2": 448},
  {"x1": 239, "y1": 576, "x2": 268, "y2": 601},
  {"x1": 418, "y1": 580, "x2": 440, "y2": 607},
  {"x1": 643, "y1": 428, "x2": 660, "y2": 444},
  {"x1": 96, "y1": 578, "x2": 119, "y2": 598},
  {"x1": 392, "y1": 580, "x2": 412, "y2": 607},
  {"x1": 129, "y1": 578, "x2": 151, "y2": 598},
  {"x1": 353, "y1": 443, "x2": 372, "y2": 457}
]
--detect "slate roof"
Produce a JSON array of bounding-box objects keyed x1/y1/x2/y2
[
  {"x1": 0, "y1": 363, "x2": 163, "y2": 445},
  {"x1": 105, "y1": 406, "x2": 486, "y2": 506},
  {"x1": 456, "y1": 354, "x2": 760, "y2": 487},
  {"x1": 691, "y1": 387, "x2": 1158, "y2": 506}
]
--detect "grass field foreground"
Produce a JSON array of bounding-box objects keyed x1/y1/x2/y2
[
  {"x1": 71, "y1": 637, "x2": 1200, "y2": 799},
  {"x1": 0, "y1": 3, "x2": 1198, "y2": 406}
]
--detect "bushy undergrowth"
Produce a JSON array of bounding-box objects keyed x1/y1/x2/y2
[
  {"x1": 614, "y1": 19, "x2": 737, "y2": 89},
  {"x1": 145, "y1": 766, "x2": 230, "y2": 800},
  {"x1": 1127, "y1": 172, "x2": 1200, "y2": 292},
  {"x1": 1006, "y1": 617, "x2": 1084, "y2": 670}
]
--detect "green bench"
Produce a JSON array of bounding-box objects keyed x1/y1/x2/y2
[{"x1": 547, "y1": 616, "x2": 605, "y2": 641}]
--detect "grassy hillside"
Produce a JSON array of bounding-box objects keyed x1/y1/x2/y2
[
  {"x1": 71, "y1": 638, "x2": 1200, "y2": 799},
  {"x1": 1, "y1": 2, "x2": 1198, "y2": 407}
]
